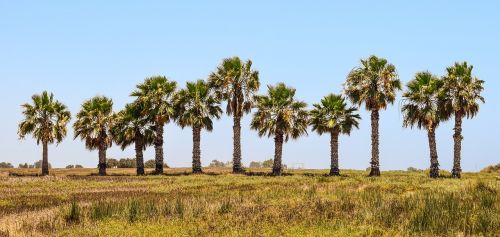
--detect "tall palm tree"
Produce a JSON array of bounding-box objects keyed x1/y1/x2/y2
[
  {"x1": 310, "y1": 94, "x2": 360, "y2": 176},
  {"x1": 440, "y1": 62, "x2": 485, "y2": 178},
  {"x1": 174, "y1": 80, "x2": 222, "y2": 173},
  {"x1": 73, "y1": 96, "x2": 114, "y2": 176},
  {"x1": 344, "y1": 55, "x2": 401, "y2": 176},
  {"x1": 18, "y1": 91, "x2": 71, "y2": 176},
  {"x1": 131, "y1": 76, "x2": 177, "y2": 174},
  {"x1": 208, "y1": 57, "x2": 260, "y2": 173},
  {"x1": 251, "y1": 83, "x2": 308, "y2": 176},
  {"x1": 112, "y1": 102, "x2": 154, "y2": 175},
  {"x1": 402, "y1": 71, "x2": 444, "y2": 178}
]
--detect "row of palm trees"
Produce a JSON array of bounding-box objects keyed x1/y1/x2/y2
[{"x1": 18, "y1": 56, "x2": 484, "y2": 178}]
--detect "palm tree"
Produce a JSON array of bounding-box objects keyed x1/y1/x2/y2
[
  {"x1": 251, "y1": 83, "x2": 308, "y2": 176},
  {"x1": 310, "y1": 94, "x2": 361, "y2": 176},
  {"x1": 208, "y1": 57, "x2": 260, "y2": 173},
  {"x1": 344, "y1": 55, "x2": 401, "y2": 176},
  {"x1": 73, "y1": 96, "x2": 114, "y2": 176},
  {"x1": 112, "y1": 102, "x2": 154, "y2": 175},
  {"x1": 18, "y1": 91, "x2": 71, "y2": 176},
  {"x1": 401, "y1": 71, "x2": 444, "y2": 178},
  {"x1": 174, "y1": 80, "x2": 222, "y2": 173},
  {"x1": 440, "y1": 62, "x2": 485, "y2": 178},
  {"x1": 131, "y1": 76, "x2": 177, "y2": 174}
]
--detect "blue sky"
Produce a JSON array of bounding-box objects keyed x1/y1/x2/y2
[{"x1": 1, "y1": 1, "x2": 498, "y2": 171}]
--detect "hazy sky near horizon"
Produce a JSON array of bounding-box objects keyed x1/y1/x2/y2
[{"x1": 1, "y1": 1, "x2": 498, "y2": 171}]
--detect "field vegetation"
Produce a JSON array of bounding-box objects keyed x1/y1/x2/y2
[{"x1": 0, "y1": 168, "x2": 498, "y2": 236}]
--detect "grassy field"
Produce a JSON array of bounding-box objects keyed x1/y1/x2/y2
[{"x1": 0, "y1": 168, "x2": 498, "y2": 237}]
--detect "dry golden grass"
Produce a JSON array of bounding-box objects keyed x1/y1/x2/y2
[{"x1": 0, "y1": 168, "x2": 498, "y2": 236}]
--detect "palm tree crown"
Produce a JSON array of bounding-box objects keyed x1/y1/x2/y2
[
  {"x1": 112, "y1": 102, "x2": 154, "y2": 151},
  {"x1": 310, "y1": 94, "x2": 360, "y2": 136},
  {"x1": 18, "y1": 91, "x2": 71, "y2": 175},
  {"x1": 208, "y1": 56, "x2": 260, "y2": 117},
  {"x1": 251, "y1": 83, "x2": 309, "y2": 141},
  {"x1": 175, "y1": 80, "x2": 222, "y2": 130},
  {"x1": 73, "y1": 96, "x2": 114, "y2": 150},
  {"x1": 344, "y1": 55, "x2": 401, "y2": 110},
  {"x1": 208, "y1": 57, "x2": 260, "y2": 173},
  {"x1": 131, "y1": 76, "x2": 177, "y2": 124},
  {"x1": 440, "y1": 62, "x2": 485, "y2": 119},
  {"x1": 18, "y1": 91, "x2": 71, "y2": 145},
  {"x1": 402, "y1": 71, "x2": 444, "y2": 130},
  {"x1": 73, "y1": 96, "x2": 114, "y2": 175}
]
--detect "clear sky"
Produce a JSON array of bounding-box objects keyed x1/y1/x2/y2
[{"x1": 1, "y1": 1, "x2": 498, "y2": 171}]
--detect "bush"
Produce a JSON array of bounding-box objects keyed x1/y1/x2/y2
[
  {"x1": 105, "y1": 158, "x2": 160, "y2": 168},
  {"x1": 65, "y1": 200, "x2": 81, "y2": 223},
  {"x1": 18, "y1": 161, "x2": 51, "y2": 169},
  {"x1": 249, "y1": 161, "x2": 263, "y2": 168},
  {"x1": 481, "y1": 163, "x2": 500, "y2": 173},
  {"x1": 209, "y1": 160, "x2": 225, "y2": 168},
  {"x1": 407, "y1": 167, "x2": 423, "y2": 172},
  {"x1": 262, "y1": 159, "x2": 273, "y2": 168},
  {"x1": 0, "y1": 162, "x2": 13, "y2": 168},
  {"x1": 18, "y1": 163, "x2": 30, "y2": 168},
  {"x1": 34, "y1": 160, "x2": 52, "y2": 169},
  {"x1": 128, "y1": 200, "x2": 139, "y2": 223},
  {"x1": 209, "y1": 160, "x2": 232, "y2": 168},
  {"x1": 144, "y1": 160, "x2": 169, "y2": 168},
  {"x1": 66, "y1": 164, "x2": 84, "y2": 169},
  {"x1": 106, "y1": 158, "x2": 119, "y2": 168}
]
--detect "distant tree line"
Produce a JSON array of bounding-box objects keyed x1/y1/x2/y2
[
  {"x1": 248, "y1": 159, "x2": 274, "y2": 168},
  {"x1": 18, "y1": 160, "x2": 52, "y2": 169},
  {"x1": 104, "y1": 158, "x2": 168, "y2": 169},
  {"x1": 208, "y1": 159, "x2": 285, "y2": 169},
  {"x1": 0, "y1": 162, "x2": 14, "y2": 168}
]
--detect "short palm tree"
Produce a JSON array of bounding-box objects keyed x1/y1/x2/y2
[
  {"x1": 132, "y1": 76, "x2": 177, "y2": 174},
  {"x1": 310, "y1": 94, "x2": 360, "y2": 176},
  {"x1": 440, "y1": 62, "x2": 485, "y2": 178},
  {"x1": 112, "y1": 102, "x2": 154, "y2": 175},
  {"x1": 344, "y1": 55, "x2": 401, "y2": 176},
  {"x1": 251, "y1": 83, "x2": 309, "y2": 176},
  {"x1": 18, "y1": 91, "x2": 71, "y2": 176},
  {"x1": 208, "y1": 56, "x2": 260, "y2": 173},
  {"x1": 73, "y1": 96, "x2": 114, "y2": 176},
  {"x1": 402, "y1": 71, "x2": 444, "y2": 178},
  {"x1": 174, "y1": 80, "x2": 222, "y2": 173}
]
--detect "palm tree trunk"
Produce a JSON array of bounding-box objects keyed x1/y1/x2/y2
[
  {"x1": 427, "y1": 126, "x2": 439, "y2": 178},
  {"x1": 135, "y1": 134, "x2": 145, "y2": 176},
  {"x1": 98, "y1": 142, "x2": 106, "y2": 176},
  {"x1": 369, "y1": 109, "x2": 381, "y2": 176},
  {"x1": 273, "y1": 130, "x2": 284, "y2": 176},
  {"x1": 452, "y1": 112, "x2": 463, "y2": 178},
  {"x1": 42, "y1": 140, "x2": 49, "y2": 176},
  {"x1": 154, "y1": 122, "x2": 164, "y2": 174},
  {"x1": 192, "y1": 126, "x2": 202, "y2": 174},
  {"x1": 330, "y1": 131, "x2": 340, "y2": 176},
  {"x1": 232, "y1": 116, "x2": 243, "y2": 173}
]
